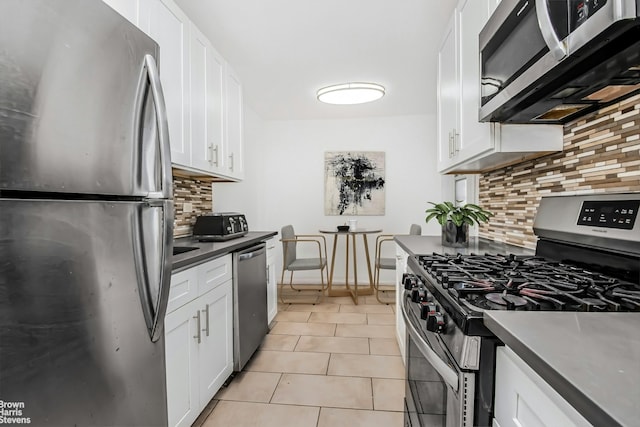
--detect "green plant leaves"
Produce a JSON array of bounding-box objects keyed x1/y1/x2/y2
[{"x1": 424, "y1": 201, "x2": 493, "y2": 226}]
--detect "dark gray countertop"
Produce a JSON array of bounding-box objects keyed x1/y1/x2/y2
[
  {"x1": 394, "y1": 235, "x2": 535, "y2": 257},
  {"x1": 485, "y1": 312, "x2": 640, "y2": 427},
  {"x1": 172, "y1": 231, "x2": 278, "y2": 272}
]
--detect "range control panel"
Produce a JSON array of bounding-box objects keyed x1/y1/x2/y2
[{"x1": 577, "y1": 200, "x2": 639, "y2": 230}]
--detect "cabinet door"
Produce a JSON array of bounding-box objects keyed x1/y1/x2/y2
[
  {"x1": 198, "y1": 254, "x2": 232, "y2": 296},
  {"x1": 494, "y1": 347, "x2": 591, "y2": 427},
  {"x1": 167, "y1": 265, "x2": 199, "y2": 314},
  {"x1": 395, "y1": 244, "x2": 409, "y2": 363},
  {"x1": 143, "y1": 0, "x2": 191, "y2": 166},
  {"x1": 198, "y1": 281, "x2": 234, "y2": 407},
  {"x1": 437, "y1": 13, "x2": 458, "y2": 172},
  {"x1": 266, "y1": 238, "x2": 278, "y2": 324},
  {"x1": 456, "y1": 0, "x2": 493, "y2": 161},
  {"x1": 190, "y1": 25, "x2": 226, "y2": 174},
  {"x1": 225, "y1": 65, "x2": 244, "y2": 179},
  {"x1": 165, "y1": 300, "x2": 199, "y2": 427}
]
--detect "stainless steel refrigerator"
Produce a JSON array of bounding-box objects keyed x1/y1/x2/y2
[{"x1": 0, "y1": 1, "x2": 173, "y2": 425}]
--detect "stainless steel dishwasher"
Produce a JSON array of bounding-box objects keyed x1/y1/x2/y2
[{"x1": 232, "y1": 243, "x2": 268, "y2": 371}]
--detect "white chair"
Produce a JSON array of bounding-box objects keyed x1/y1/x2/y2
[
  {"x1": 279, "y1": 225, "x2": 329, "y2": 304},
  {"x1": 374, "y1": 224, "x2": 421, "y2": 304}
]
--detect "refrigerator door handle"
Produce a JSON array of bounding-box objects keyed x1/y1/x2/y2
[
  {"x1": 133, "y1": 199, "x2": 174, "y2": 342},
  {"x1": 142, "y1": 54, "x2": 173, "y2": 200}
]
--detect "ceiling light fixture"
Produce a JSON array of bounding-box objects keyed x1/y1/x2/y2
[{"x1": 317, "y1": 82, "x2": 385, "y2": 105}]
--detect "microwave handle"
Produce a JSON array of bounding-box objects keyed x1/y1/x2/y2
[
  {"x1": 535, "y1": 0, "x2": 567, "y2": 61},
  {"x1": 400, "y1": 295, "x2": 459, "y2": 392}
]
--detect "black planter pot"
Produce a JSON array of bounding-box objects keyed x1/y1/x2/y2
[{"x1": 441, "y1": 221, "x2": 469, "y2": 247}]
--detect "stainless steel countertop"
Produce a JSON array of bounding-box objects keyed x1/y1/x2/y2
[
  {"x1": 485, "y1": 312, "x2": 640, "y2": 427},
  {"x1": 172, "y1": 231, "x2": 278, "y2": 272}
]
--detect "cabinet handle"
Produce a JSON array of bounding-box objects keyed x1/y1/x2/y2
[
  {"x1": 202, "y1": 304, "x2": 210, "y2": 337},
  {"x1": 266, "y1": 265, "x2": 270, "y2": 284},
  {"x1": 193, "y1": 311, "x2": 201, "y2": 344},
  {"x1": 448, "y1": 131, "x2": 454, "y2": 158},
  {"x1": 229, "y1": 152, "x2": 234, "y2": 171},
  {"x1": 209, "y1": 144, "x2": 219, "y2": 166},
  {"x1": 454, "y1": 131, "x2": 460, "y2": 154}
]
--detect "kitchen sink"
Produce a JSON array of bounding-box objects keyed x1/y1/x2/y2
[{"x1": 172, "y1": 246, "x2": 199, "y2": 256}]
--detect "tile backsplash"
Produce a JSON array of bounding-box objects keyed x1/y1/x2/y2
[
  {"x1": 173, "y1": 173, "x2": 213, "y2": 237},
  {"x1": 479, "y1": 94, "x2": 640, "y2": 249}
]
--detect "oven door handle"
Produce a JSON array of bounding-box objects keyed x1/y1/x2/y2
[{"x1": 401, "y1": 297, "x2": 459, "y2": 392}]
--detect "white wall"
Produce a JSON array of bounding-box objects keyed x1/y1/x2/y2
[{"x1": 214, "y1": 110, "x2": 443, "y2": 284}]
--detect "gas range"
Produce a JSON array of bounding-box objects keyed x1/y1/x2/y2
[
  {"x1": 405, "y1": 252, "x2": 640, "y2": 336},
  {"x1": 402, "y1": 193, "x2": 640, "y2": 427}
]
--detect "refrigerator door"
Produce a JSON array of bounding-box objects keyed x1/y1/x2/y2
[
  {"x1": 0, "y1": 198, "x2": 171, "y2": 426},
  {"x1": 0, "y1": 0, "x2": 170, "y2": 198}
]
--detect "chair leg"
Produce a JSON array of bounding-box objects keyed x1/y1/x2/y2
[{"x1": 375, "y1": 268, "x2": 393, "y2": 305}]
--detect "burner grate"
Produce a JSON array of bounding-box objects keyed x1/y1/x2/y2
[{"x1": 417, "y1": 253, "x2": 640, "y2": 312}]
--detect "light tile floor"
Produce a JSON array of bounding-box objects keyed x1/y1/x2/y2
[{"x1": 195, "y1": 290, "x2": 405, "y2": 427}]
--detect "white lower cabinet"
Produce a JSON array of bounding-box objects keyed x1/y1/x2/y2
[
  {"x1": 395, "y1": 244, "x2": 409, "y2": 363},
  {"x1": 493, "y1": 347, "x2": 591, "y2": 427},
  {"x1": 165, "y1": 256, "x2": 233, "y2": 427},
  {"x1": 266, "y1": 237, "x2": 278, "y2": 324}
]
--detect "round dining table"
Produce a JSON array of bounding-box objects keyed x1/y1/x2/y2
[{"x1": 318, "y1": 228, "x2": 382, "y2": 305}]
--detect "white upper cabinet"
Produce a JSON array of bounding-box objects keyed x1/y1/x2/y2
[
  {"x1": 136, "y1": 0, "x2": 244, "y2": 180},
  {"x1": 140, "y1": 0, "x2": 191, "y2": 166},
  {"x1": 437, "y1": 0, "x2": 562, "y2": 174},
  {"x1": 189, "y1": 24, "x2": 226, "y2": 175},
  {"x1": 225, "y1": 65, "x2": 244, "y2": 180}
]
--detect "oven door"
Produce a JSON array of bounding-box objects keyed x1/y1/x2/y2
[
  {"x1": 401, "y1": 295, "x2": 476, "y2": 427},
  {"x1": 479, "y1": 0, "x2": 571, "y2": 121}
]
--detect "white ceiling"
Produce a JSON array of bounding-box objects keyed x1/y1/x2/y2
[{"x1": 174, "y1": 0, "x2": 457, "y2": 120}]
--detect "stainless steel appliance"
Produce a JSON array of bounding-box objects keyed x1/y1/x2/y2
[
  {"x1": 0, "y1": 1, "x2": 173, "y2": 425},
  {"x1": 233, "y1": 243, "x2": 268, "y2": 371},
  {"x1": 479, "y1": 0, "x2": 640, "y2": 124},
  {"x1": 401, "y1": 193, "x2": 640, "y2": 427},
  {"x1": 193, "y1": 212, "x2": 249, "y2": 241}
]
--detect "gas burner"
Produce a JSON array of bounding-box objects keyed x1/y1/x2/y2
[{"x1": 486, "y1": 292, "x2": 528, "y2": 308}]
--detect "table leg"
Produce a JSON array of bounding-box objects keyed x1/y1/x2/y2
[
  {"x1": 362, "y1": 234, "x2": 374, "y2": 291},
  {"x1": 328, "y1": 235, "x2": 338, "y2": 295},
  {"x1": 352, "y1": 233, "x2": 358, "y2": 304},
  {"x1": 345, "y1": 234, "x2": 350, "y2": 290}
]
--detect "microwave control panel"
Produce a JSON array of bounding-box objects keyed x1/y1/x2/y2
[
  {"x1": 577, "y1": 200, "x2": 639, "y2": 229},
  {"x1": 571, "y1": 0, "x2": 607, "y2": 32}
]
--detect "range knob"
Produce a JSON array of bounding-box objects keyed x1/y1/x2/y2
[
  {"x1": 410, "y1": 287, "x2": 421, "y2": 303},
  {"x1": 426, "y1": 312, "x2": 446, "y2": 333},
  {"x1": 403, "y1": 275, "x2": 417, "y2": 290},
  {"x1": 420, "y1": 302, "x2": 439, "y2": 319}
]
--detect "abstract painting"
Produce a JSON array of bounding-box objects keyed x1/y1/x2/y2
[{"x1": 324, "y1": 151, "x2": 385, "y2": 215}]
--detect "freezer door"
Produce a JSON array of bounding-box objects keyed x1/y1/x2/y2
[
  {"x1": 0, "y1": 0, "x2": 171, "y2": 198},
  {"x1": 0, "y1": 199, "x2": 172, "y2": 426}
]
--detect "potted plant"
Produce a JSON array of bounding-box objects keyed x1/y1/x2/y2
[{"x1": 425, "y1": 201, "x2": 493, "y2": 247}]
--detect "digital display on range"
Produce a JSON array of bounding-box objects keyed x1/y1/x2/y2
[{"x1": 577, "y1": 200, "x2": 639, "y2": 229}]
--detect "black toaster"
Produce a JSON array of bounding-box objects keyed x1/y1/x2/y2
[{"x1": 192, "y1": 212, "x2": 248, "y2": 241}]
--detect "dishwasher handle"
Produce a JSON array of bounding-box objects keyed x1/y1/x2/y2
[{"x1": 237, "y1": 244, "x2": 266, "y2": 261}]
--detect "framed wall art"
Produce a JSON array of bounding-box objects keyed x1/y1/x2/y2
[{"x1": 324, "y1": 151, "x2": 385, "y2": 216}]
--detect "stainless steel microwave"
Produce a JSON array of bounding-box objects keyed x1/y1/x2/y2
[{"x1": 479, "y1": 0, "x2": 640, "y2": 124}]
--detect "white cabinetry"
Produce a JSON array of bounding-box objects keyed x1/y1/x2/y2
[
  {"x1": 189, "y1": 24, "x2": 226, "y2": 175},
  {"x1": 266, "y1": 237, "x2": 278, "y2": 324},
  {"x1": 225, "y1": 65, "x2": 244, "y2": 179},
  {"x1": 140, "y1": 0, "x2": 191, "y2": 166},
  {"x1": 437, "y1": 0, "x2": 562, "y2": 174},
  {"x1": 494, "y1": 347, "x2": 591, "y2": 427},
  {"x1": 395, "y1": 244, "x2": 409, "y2": 363},
  {"x1": 138, "y1": 0, "x2": 244, "y2": 181},
  {"x1": 165, "y1": 255, "x2": 233, "y2": 427}
]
